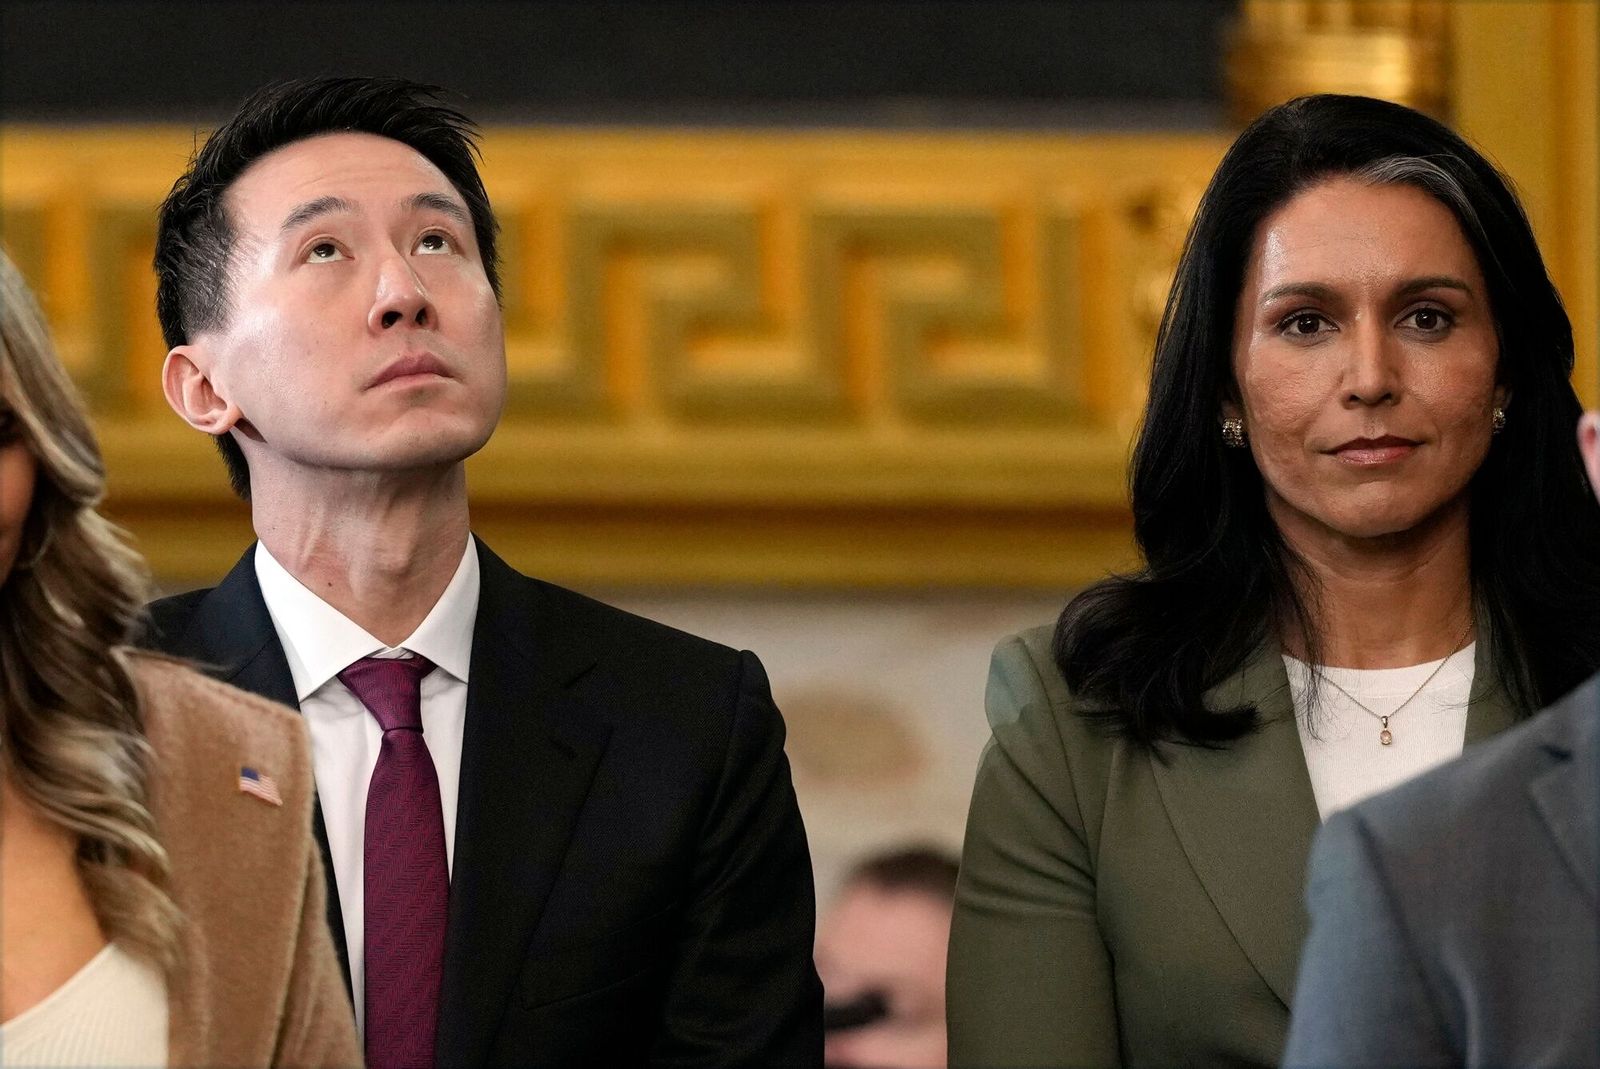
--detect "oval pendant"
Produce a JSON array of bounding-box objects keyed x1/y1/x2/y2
[{"x1": 1380, "y1": 728, "x2": 1393, "y2": 746}]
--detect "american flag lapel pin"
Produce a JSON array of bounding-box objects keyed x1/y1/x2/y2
[{"x1": 238, "y1": 765, "x2": 283, "y2": 807}]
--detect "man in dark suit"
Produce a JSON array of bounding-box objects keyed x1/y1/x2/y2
[
  {"x1": 1283, "y1": 407, "x2": 1600, "y2": 1067},
  {"x1": 145, "y1": 76, "x2": 822, "y2": 1069}
]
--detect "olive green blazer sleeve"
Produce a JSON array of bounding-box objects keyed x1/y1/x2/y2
[{"x1": 947, "y1": 627, "x2": 1122, "y2": 1068}]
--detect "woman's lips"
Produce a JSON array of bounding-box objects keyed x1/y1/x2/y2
[{"x1": 1332, "y1": 436, "x2": 1419, "y2": 465}]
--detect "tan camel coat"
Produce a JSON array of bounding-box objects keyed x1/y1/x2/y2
[{"x1": 134, "y1": 653, "x2": 361, "y2": 1068}]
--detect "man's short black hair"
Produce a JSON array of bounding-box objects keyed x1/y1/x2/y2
[
  {"x1": 846, "y1": 845, "x2": 960, "y2": 904},
  {"x1": 153, "y1": 76, "x2": 501, "y2": 499}
]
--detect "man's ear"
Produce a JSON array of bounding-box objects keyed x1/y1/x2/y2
[
  {"x1": 162, "y1": 344, "x2": 243, "y2": 435},
  {"x1": 1578, "y1": 411, "x2": 1600, "y2": 500}
]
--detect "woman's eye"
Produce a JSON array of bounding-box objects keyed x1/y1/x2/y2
[
  {"x1": 416, "y1": 232, "x2": 452, "y2": 254},
  {"x1": 1281, "y1": 312, "x2": 1329, "y2": 338},
  {"x1": 1404, "y1": 307, "x2": 1453, "y2": 333},
  {"x1": 306, "y1": 242, "x2": 344, "y2": 263}
]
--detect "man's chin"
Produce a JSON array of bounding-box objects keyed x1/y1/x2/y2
[
  {"x1": 362, "y1": 440, "x2": 488, "y2": 474},
  {"x1": 299, "y1": 438, "x2": 490, "y2": 479},
  {"x1": 360, "y1": 417, "x2": 497, "y2": 470}
]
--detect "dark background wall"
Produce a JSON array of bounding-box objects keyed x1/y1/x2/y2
[{"x1": 2, "y1": 0, "x2": 1234, "y2": 127}]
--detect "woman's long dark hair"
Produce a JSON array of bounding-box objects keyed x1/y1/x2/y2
[{"x1": 1056, "y1": 94, "x2": 1600, "y2": 747}]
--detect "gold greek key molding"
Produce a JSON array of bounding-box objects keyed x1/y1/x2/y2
[
  {"x1": 0, "y1": 126, "x2": 1226, "y2": 586},
  {"x1": 4, "y1": 91, "x2": 1592, "y2": 587}
]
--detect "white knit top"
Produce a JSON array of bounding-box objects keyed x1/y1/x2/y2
[
  {"x1": 1285, "y1": 644, "x2": 1476, "y2": 820},
  {"x1": 0, "y1": 943, "x2": 167, "y2": 1068}
]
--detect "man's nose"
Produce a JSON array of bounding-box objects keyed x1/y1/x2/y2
[{"x1": 368, "y1": 254, "x2": 434, "y2": 332}]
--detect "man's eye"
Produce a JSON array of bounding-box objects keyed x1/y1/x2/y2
[
  {"x1": 416, "y1": 233, "x2": 452, "y2": 255},
  {"x1": 305, "y1": 242, "x2": 345, "y2": 263}
]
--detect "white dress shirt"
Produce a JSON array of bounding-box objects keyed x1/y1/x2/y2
[
  {"x1": 255, "y1": 537, "x2": 479, "y2": 1040},
  {"x1": 1286, "y1": 643, "x2": 1474, "y2": 820}
]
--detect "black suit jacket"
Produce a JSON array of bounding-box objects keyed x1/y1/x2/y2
[
  {"x1": 145, "y1": 541, "x2": 824, "y2": 1069},
  {"x1": 1284, "y1": 670, "x2": 1600, "y2": 1067}
]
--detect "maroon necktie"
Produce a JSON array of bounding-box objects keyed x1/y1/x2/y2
[{"x1": 338, "y1": 654, "x2": 447, "y2": 1069}]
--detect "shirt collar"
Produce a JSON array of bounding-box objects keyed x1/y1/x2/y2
[{"x1": 254, "y1": 536, "x2": 480, "y2": 702}]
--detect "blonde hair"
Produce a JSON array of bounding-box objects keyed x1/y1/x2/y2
[{"x1": 0, "y1": 249, "x2": 179, "y2": 969}]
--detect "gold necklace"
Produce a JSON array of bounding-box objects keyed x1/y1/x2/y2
[{"x1": 1318, "y1": 621, "x2": 1474, "y2": 746}]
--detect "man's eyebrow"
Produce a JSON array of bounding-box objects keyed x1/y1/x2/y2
[
  {"x1": 408, "y1": 192, "x2": 470, "y2": 224},
  {"x1": 279, "y1": 196, "x2": 356, "y2": 234}
]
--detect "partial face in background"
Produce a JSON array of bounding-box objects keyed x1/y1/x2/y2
[
  {"x1": 1581, "y1": 412, "x2": 1600, "y2": 499},
  {"x1": 816, "y1": 882, "x2": 951, "y2": 1069},
  {"x1": 1227, "y1": 178, "x2": 1505, "y2": 545},
  {"x1": 0, "y1": 401, "x2": 38, "y2": 585},
  {"x1": 165, "y1": 131, "x2": 506, "y2": 482}
]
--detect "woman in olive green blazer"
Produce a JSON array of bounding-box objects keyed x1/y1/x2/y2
[
  {"x1": 951, "y1": 628, "x2": 1513, "y2": 1066},
  {"x1": 948, "y1": 96, "x2": 1600, "y2": 1068}
]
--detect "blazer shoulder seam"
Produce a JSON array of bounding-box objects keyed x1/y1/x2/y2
[
  {"x1": 132, "y1": 655, "x2": 305, "y2": 752},
  {"x1": 992, "y1": 629, "x2": 1105, "y2": 857}
]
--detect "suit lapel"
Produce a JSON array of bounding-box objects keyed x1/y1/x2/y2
[
  {"x1": 1149, "y1": 625, "x2": 1532, "y2": 1009},
  {"x1": 164, "y1": 546, "x2": 350, "y2": 995},
  {"x1": 1148, "y1": 646, "x2": 1318, "y2": 1009},
  {"x1": 436, "y1": 545, "x2": 612, "y2": 1069},
  {"x1": 1527, "y1": 674, "x2": 1600, "y2": 908},
  {"x1": 166, "y1": 546, "x2": 297, "y2": 708}
]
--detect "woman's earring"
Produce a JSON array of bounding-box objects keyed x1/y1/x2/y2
[
  {"x1": 1221, "y1": 417, "x2": 1246, "y2": 449},
  {"x1": 1492, "y1": 407, "x2": 1507, "y2": 435}
]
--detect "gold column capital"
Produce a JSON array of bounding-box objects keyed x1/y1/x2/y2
[{"x1": 1226, "y1": 1, "x2": 1451, "y2": 124}]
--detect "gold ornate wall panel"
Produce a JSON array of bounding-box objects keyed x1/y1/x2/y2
[
  {"x1": 3, "y1": 3, "x2": 1594, "y2": 589},
  {"x1": 0, "y1": 127, "x2": 1224, "y2": 586},
  {"x1": 1450, "y1": 1, "x2": 1599, "y2": 405}
]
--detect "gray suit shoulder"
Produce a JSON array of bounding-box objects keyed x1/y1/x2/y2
[{"x1": 1342, "y1": 673, "x2": 1598, "y2": 854}]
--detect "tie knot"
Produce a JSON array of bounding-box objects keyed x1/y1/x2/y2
[{"x1": 337, "y1": 654, "x2": 436, "y2": 733}]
